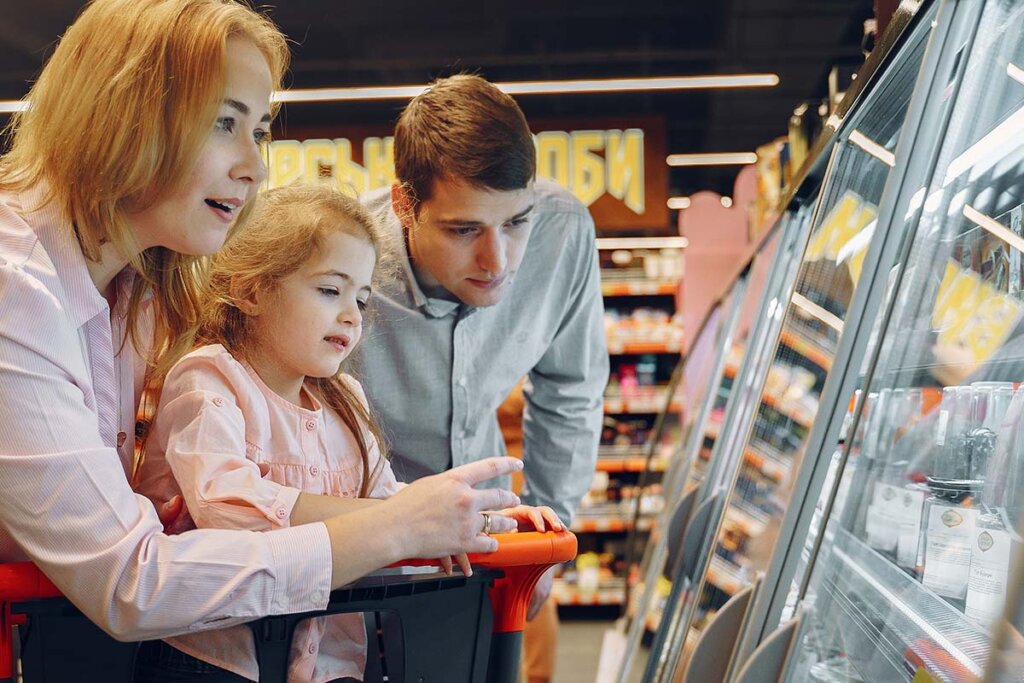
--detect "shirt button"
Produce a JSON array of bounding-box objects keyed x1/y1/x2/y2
[
  {"x1": 457, "y1": 376, "x2": 467, "y2": 387},
  {"x1": 459, "y1": 430, "x2": 468, "y2": 439},
  {"x1": 307, "y1": 643, "x2": 317, "y2": 655},
  {"x1": 305, "y1": 419, "x2": 317, "y2": 431},
  {"x1": 212, "y1": 397, "x2": 225, "y2": 407},
  {"x1": 309, "y1": 465, "x2": 320, "y2": 476},
  {"x1": 275, "y1": 508, "x2": 287, "y2": 519},
  {"x1": 312, "y1": 590, "x2": 324, "y2": 603}
]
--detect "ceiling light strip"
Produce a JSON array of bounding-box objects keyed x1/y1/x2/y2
[
  {"x1": 666, "y1": 152, "x2": 757, "y2": 167},
  {"x1": 271, "y1": 74, "x2": 780, "y2": 103},
  {"x1": 3, "y1": 73, "x2": 780, "y2": 110},
  {"x1": 596, "y1": 237, "x2": 689, "y2": 250},
  {"x1": 963, "y1": 204, "x2": 1024, "y2": 254},
  {"x1": 848, "y1": 129, "x2": 895, "y2": 167}
]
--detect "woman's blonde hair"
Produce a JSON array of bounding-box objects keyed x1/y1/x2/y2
[
  {"x1": 0, "y1": 0, "x2": 289, "y2": 381},
  {"x1": 200, "y1": 184, "x2": 388, "y2": 496}
]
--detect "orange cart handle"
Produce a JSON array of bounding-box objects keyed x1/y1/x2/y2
[
  {"x1": 0, "y1": 562, "x2": 61, "y2": 602},
  {"x1": 388, "y1": 530, "x2": 578, "y2": 569}
]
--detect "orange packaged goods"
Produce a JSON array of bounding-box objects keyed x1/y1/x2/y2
[
  {"x1": 903, "y1": 638, "x2": 978, "y2": 682},
  {"x1": 0, "y1": 531, "x2": 576, "y2": 683}
]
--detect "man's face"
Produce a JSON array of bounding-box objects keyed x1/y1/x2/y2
[{"x1": 401, "y1": 177, "x2": 534, "y2": 307}]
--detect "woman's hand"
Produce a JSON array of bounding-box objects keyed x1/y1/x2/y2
[
  {"x1": 382, "y1": 457, "x2": 523, "y2": 565},
  {"x1": 488, "y1": 505, "x2": 565, "y2": 533}
]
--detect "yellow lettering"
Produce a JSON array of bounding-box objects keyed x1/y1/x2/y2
[
  {"x1": 301, "y1": 139, "x2": 337, "y2": 186},
  {"x1": 536, "y1": 132, "x2": 571, "y2": 190},
  {"x1": 363, "y1": 137, "x2": 395, "y2": 191},
  {"x1": 606, "y1": 129, "x2": 644, "y2": 214},
  {"x1": 267, "y1": 140, "x2": 302, "y2": 188},
  {"x1": 571, "y1": 130, "x2": 606, "y2": 207},
  {"x1": 334, "y1": 139, "x2": 369, "y2": 197}
]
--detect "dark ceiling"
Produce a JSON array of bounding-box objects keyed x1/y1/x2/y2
[{"x1": 0, "y1": 0, "x2": 872, "y2": 222}]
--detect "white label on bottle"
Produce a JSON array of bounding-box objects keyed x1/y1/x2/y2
[
  {"x1": 965, "y1": 526, "x2": 1013, "y2": 626},
  {"x1": 896, "y1": 488, "x2": 927, "y2": 569},
  {"x1": 866, "y1": 483, "x2": 899, "y2": 552},
  {"x1": 923, "y1": 503, "x2": 978, "y2": 600},
  {"x1": 935, "y1": 410, "x2": 950, "y2": 446}
]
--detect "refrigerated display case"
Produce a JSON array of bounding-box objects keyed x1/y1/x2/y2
[
  {"x1": 753, "y1": 1, "x2": 1024, "y2": 681},
  {"x1": 614, "y1": 212, "x2": 811, "y2": 681},
  {"x1": 648, "y1": 2, "x2": 943, "y2": 680}
]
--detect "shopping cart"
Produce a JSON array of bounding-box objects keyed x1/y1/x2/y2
[{"x1": 0, "y1": 530, "x2": 576, "y2": 683}]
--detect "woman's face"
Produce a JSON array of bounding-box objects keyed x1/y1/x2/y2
[{"x1": 128, "y1": 38, "x2": 273, "y2": 256}]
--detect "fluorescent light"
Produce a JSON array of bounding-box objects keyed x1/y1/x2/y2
[
  {"x1": 272, "y1": 74, "x2": 780, "y2": 103},
  {"x1": 1008, "y1": 62, "x2": 1024, "y2": 87},
  {"x1": 963, "y1": 204, "x2": 1024, "y2": 254},
  {"x1": 848, "y1": 129, "x2": 895, "y2": 168},
  {"x1": 945, "y1": 103, "x2": 1024, "y2": 184},
  {"x1": 666, "y1": 152, "x2": 757, "y2": 167},
  {"x1": 667, "y1": 197, "x2": 691, "y2": 210},
  {"x1": 790, "y1": 291, "x2": 844, "y2": 334},
  {"x1": 720, "y1": 196, "x2": 733, "y2": 208},
  {"x1": 0, "y1": 100, "x2": 28, "y2": 114},
  {"x1": 596, "y1": 237, "x2": 688, "y2": 250},
  {"x1": 3, "y1": 73, "x2": 782, "y2": 110}
]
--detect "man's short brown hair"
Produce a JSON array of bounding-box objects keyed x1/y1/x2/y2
[{"x1": 394, "y1": 74, "x2": 537, "y2": 210}]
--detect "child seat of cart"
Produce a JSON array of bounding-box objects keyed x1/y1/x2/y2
[{"x1": 0, "y1": 530, "x2": 576, "y2": 683}]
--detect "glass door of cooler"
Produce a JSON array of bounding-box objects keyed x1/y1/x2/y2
[
  {"x1": 622, "y1": 213, "x2": 810, "y2": 683},
  {"x1": 780, "y1": 1, "x2": 1024, "y2": 680},
  {"x1": 668, "y1": 3, "x2": 939, "y2": 678},
  {"x1": 643, "y1": 197, "x2": 820, "y2": 682}
]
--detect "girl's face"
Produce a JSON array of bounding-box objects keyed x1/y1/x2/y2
[
  {"x1": 249, "y1": 229, "x2": 377, "y2": 403},
  {"x1": 128, "y1": 38, "x2": 273, "y2": 256}
]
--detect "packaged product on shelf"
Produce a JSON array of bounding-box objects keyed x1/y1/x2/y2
[
  {"x1": 965, "y1": 385, "x2": 1024, "y2": 627},
  {"x1": 921, "y1": 479, "x2": 981, "y2": 608}
]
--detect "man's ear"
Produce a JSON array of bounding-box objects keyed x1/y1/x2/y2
[
  {"x1": 391, "y1": 183, "x2": 416, "y2": 229},
  {"x1": 229, "y1": 275, "x2": 261, "y2": 316}
]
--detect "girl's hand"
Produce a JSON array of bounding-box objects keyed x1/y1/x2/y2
[
  {"x1": 383, "y1": 457, "x2": 522, "y2": 567},
  {"x1": 489, "y1": 505, "x2": 565, "y2": 532}
]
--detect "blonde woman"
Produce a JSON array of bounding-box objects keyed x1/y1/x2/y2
[{"x1": 0, "y1": 0, "x2": 520, "y2": 653}]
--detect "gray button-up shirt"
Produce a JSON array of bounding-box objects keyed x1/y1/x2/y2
[{"x1": 353, "y1": 179, "x2": 608, "y2": 523}]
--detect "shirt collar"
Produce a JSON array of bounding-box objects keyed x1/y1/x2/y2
[
  {"x1": 384, "y1": 206, "x2": 464, "y2": 319},
  {"x1": 19, "y1": 183, "x2": 121, "y2": 330}
]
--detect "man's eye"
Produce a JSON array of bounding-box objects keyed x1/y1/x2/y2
[
  {"x1": 508, "y1": 218, "x2": 531, "y2": 229},
  {"x1": 450, "y1": 227, "x2": 478, "y2": 237}
]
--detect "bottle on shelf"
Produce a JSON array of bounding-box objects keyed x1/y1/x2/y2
[{"x1": 965, "y1": 384, "x2": 1024, "y2": 627}]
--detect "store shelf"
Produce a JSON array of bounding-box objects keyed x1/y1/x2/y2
[
  {"x1": 724, "y1": 502, "x2": 769, "y2": 537},
  {"x1": 607, "y1": 340, "x2": 684, "y2": 355},
  {"x1": 553, "y1": 578, "x2": 625, "y2": 606},
  {"x1": 706, "y1": 554, "x2": 747, "y2": 596},
  {"x1": 595, "y1": 456, "x2": 666, "y2": 473},
  {"x1": 742, "y1": 442, "x2": 788, "y2": 483},
  {"x1": 598, "y1": 445, "x2": 648, "y2": 459},
  {"x1": 571, "y1": 515, "x2": 654, "y2": 534},
  {"x1": 779, "y1": 328, "x2": 833, "y2": 370},
  {"x1": 605, "y1": 385, "x2": 682, "y2": 415},
  {"x1": 601, "y1": 280, "x2": 679, "y2": 297},
  {"x1": 760, "y1": 389, "x2": 815, "y2": 429},
  {"x1": 824, "y1": 528, "x2": 989, "y2": 682}
]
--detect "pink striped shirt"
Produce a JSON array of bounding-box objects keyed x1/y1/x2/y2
[
  {"x1": 136, "y1": 345, "x2": 400, "y2": 682},
  {"x1": 0, "y1": 185, "x2": 333, "y2": 641}
]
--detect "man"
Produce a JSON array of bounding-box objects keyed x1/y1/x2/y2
[{"x1": 355, "y1": 74, "x2": 608, "y2": 669}]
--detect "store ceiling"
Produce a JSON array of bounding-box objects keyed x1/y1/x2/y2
[{"x1": 0, "y1": 0, "x2": 871, "y2": 219}]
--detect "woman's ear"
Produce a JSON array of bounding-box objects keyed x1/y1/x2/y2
[{"x1": 229, "y1": 275, "x2": 260, "y2": 316}]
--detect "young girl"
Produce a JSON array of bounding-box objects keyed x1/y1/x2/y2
[{"x1": 135, "y1": 184, "x2": 564, "y2": 682}]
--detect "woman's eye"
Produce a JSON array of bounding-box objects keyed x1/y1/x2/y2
[
  {"x1": 357, "y1": 299, "x2": 369, "y2": 311},
  {"x1": 253, "y1": 129, "x2": 270, "y2": 145},
  {"x1": 215, "y1": 116, "x2": 236, "y2": 134},
  {"x1": 318, "y1": 287, "x2": 339, "y2": 297}
]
